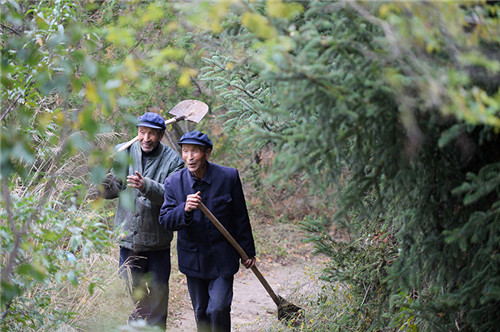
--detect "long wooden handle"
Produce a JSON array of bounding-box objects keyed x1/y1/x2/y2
[{"x1": 199, "y1": 202, "x2": 281, "y2": 306}]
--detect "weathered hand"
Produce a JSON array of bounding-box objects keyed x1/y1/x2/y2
[
  {"x1": 127, "y1": 171, "x2": 145, "y2": 191},
  {"x1": 185, "y1": 191, "x2": 202, "y2": 212},
  {"x1": 242, "y1": 257, "x2": 256, "y2": 269}
]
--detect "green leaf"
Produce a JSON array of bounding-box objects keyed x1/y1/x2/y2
[
  {"x1": 1, "y1": 281, "x2": 21, "y2": 304},
  {"x1": 119, "y1": 189, "x2": 134, "y2": 211},
  {"x1": 438, "y1": 124, "x2": 464, "y2": 148},
  {"x1": 17, "y1": 263, "x2": 47, "y2": 282},
  {"x1": 106, "y1": 27, "x2": 135, "y2": 47},
  {"x1": 88, "y1": 282, "x2": 96, "y2": 295},
  {"x1": 266, "y1": 0, "x2": 303, "y2": 19},
  {"x1": 78, "y1": 107, "x2": 99, "y2": 136},
  {"x1": 67, "y1": 270, "x2": 78, "y2": 286},
  {"x1": 90, "y1": 165, "x2": 108, "y2": 185},
  {"x1": 241, "y1": 13, "x2": 277, "y2": 40},
  {"x1": 141, "y1": 3, "x2": 165, "y2": 23}
]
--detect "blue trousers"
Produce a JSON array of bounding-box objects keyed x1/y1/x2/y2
[
  {"x1": 187, "y1": 276, "x2": 234, "y2": 332},
  {"x1": 119, "y1": 247, "x2": 171, "y2": 330}
]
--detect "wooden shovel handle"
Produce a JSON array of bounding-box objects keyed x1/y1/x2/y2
[{"x1": 199, "y1": 202, "x2": 281, "y2": 307}]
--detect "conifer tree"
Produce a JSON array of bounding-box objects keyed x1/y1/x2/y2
[{"x1": 198, "y1": 1, "x2": 500, "y2": 330}]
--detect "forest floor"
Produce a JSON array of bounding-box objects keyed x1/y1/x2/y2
[
  {"x1": 80, "y1": 218, "x2": 332, "y2": 332},
  {"x1": 166, "y1": 253, "x2": 328, "y2": 332}
]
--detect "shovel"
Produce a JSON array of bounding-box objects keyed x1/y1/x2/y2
[
  {"x1": 117, "y1": 100, "x2": 208, "y2": 152},
  {"x1": 199, "y1": 202, "x2": 303, "y2": 324}
]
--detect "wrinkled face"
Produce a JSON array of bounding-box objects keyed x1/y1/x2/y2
[
  {"x1": 181, "y1": 144, "x2": 211, "y2": 178},
  {"x1": 137, "y1": 126, "x2": 163, "y2": 152}
]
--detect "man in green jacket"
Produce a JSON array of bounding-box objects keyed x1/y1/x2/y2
[{"x1": 101, "y1": 112, "x2": 184, "y2": 330}]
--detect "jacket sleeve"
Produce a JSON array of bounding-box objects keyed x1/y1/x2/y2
[
  {"x1": 142, "y1": 157, "x2": 184, "y2": 206},
  {"x1": 159, "y1": 175, "x2": 192, "y2": 231},
  {"x1": 99, "y1": 173, "x2": 125, "y2": 199},
  {"x1": 141, "y1": 177, "x2": 165, "y2": 205},
  {"x1": 99, "y1": 144, "x2": 129, "y2": 199},
  {"x1": 230, "y1": 170, "x2": 256, "y2": 258}
]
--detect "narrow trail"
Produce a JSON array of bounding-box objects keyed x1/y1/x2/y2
[{"x1": 167, "y1": 257, "x2": 325, "y2": 331}]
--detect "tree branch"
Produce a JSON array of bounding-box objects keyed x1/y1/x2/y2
[
  {"x1": 1, "y1": 94, "x2": 22, "y2": 122},
  {"x1": 0, "y1": 23, "x2": 21, "y2": 36}
]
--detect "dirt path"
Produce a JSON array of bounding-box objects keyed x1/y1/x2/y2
[{"x1": 167, "y1": 257, "x2": 325, "y2": 331}]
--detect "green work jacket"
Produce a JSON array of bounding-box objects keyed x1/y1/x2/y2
[{"x1": 102, "y1": 141, "x2": 184, "y2": 251}]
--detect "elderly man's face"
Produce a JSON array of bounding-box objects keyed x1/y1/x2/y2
[
  {"x1": 181, "y1": 144, "x2": 211, "y2": 178},
  {"x1": 138, "y1": 126, "x2": 163, "y2": 152}
]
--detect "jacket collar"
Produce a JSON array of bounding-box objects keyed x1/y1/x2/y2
[{"x1": 188, "y1": 161, "x2": 213, "y2": 188}]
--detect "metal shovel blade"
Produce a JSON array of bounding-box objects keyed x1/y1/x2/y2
[
  {"x1": 116, "y1": 99, "x2": 208, "y2": 153},
  {"x1": 278, "y1": 295, "x2": 303, "y2": 325},
  {"x1": 169, "y1": 99, "x2": 208, "y2": 123}
]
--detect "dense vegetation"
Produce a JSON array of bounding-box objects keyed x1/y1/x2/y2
[{"x1": 2, "y1": 1, "x2": 499, "y2": 331}]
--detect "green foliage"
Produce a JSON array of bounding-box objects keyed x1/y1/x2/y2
[
  {"x1": 200, "y1": 54, "x2": 278, "y2": 139},
  {"x1": 0, "y1": 0, "x2": 206, "y2": 329},
  {"x1": 198, "y1": 0, "x2": 500, "y2": 331},
  {"x1": 302, "y1": 215, "x2": 398, "y2": 330},
  {"x1": 0, "y1": 190, "x2": 113, "y2": 330},
  {"x1": 2, "y1": 0, "x2": 499, "y2": 330}
]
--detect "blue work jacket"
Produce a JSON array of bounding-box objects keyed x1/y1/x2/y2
[{"x1": 159, "y1": 162, "x2": 256, "y2": 279}]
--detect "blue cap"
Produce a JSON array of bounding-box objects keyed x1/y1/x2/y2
[
  {"x1": 178, "y1": 131, "x2": 213, "y2": 149},
  {"x1": 136, "y1": 112, "x2": 166, "y2": 130}
]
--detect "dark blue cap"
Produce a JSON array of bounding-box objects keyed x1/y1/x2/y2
[
  {"x1": 136, "y1": 112, "x2": 166, "y2": 130},
  {"x1": 178, "y1": 131, "x2": 213, "y2": 149}
]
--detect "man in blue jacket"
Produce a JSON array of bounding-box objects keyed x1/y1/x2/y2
[
  {"x1": 101, "y1": 112, "x2": 184, "y2": 330},
  {"x1": 159, "y1": 131, "x2": 256, "y2": 332}
]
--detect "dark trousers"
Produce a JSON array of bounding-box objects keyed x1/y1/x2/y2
[
  {"x1": 119, "y1": 247, "x2": 171, "y2": 330},
  {"x1": 186, "y1": 276, "x2": 234, "y2": 332}
]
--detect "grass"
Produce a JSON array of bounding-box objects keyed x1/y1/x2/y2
[
  {"x1": 71, "y1": 217, "x2": 316, "y2": 331},
  {"x1": 43, "y1": 196, "x2": 319, "y2": 331},
  {"x1": 2, "y1": 137, "x2": 334, "y2": 331},
  {"x1": 72, "y1": 242, "x2": 187, "y2": 332}
]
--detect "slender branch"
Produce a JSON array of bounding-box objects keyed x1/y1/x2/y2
[
  {"x1": 0, "y1": 120, "x2": 72, "y2": 319},
  {"x1": 0, "y1": 23, "x2": 21, "y2": 36},
  {"x1": 0, "y1": 301, "x2": 12, "y2": 321},
  {"x1": 360, "y1": 282, "x2": 372, "y2": 306},
  {"x1": 0, "y1": 177, "x2": 19, "y2": 284},
  {"x1": 344, "y1": 0, "x2": 401, "y2": 59},
  {"x1": 128, "y1": 23, "x2": 150, "y2": 54},
  {"x1": 1, "y1": 94, "x2": 22, "y2": 122},
  {"x1": 191, "y1": 77, "x2": 203, "y2": 96}
]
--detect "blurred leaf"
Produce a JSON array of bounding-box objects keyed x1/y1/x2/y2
[
  {"x1": 83, "y1": 56, "x2": 98, "y2": 77},
  {"x1": 67, "y1": 270, "x2": 78, "y2": 286},
  {"x1": 90, "y1": 165, "x2": 108, "y2": 185},
  {"x1": 69, "y1": 132, "x2": 91, "y2": 151},
  {"x1": 85, "y1": 81, "x2": 99, "y2": 103},
  {"x1": 178, "y1": 68, "x2": 197, "y2": 88},
  {"x1": 241, "y1": 12, "x2": 277, "y2": 40},
  {"x1": 106, "y1": 27, "x2": 135, "y2": 47},
  {"x1": 158, "y1": 47, "x2": 186, "y2": 60},
  {"x1": 88, "y1": 282, "x2": 96, "y2": 295},
  {"x1": 0, "y1": 281, "x2": 21, "y2": 304},
  {"x1": 78, "y1": 107, "x2": 98, "y2": 136},
  {"x1": 17, "y1": 263, "x2": 47, "y2": 282},
  {"x1": 141, "y1": 3, "x2": 165, "y2": 23},
  {"x1": 69, "y1": 234, "x2": 82, "y2": 251},
  {"x1": 118, "y1": 189, "x2": 134, "y2": 211},
  {"x1": 266, "y1": 0, "x2": 303, "y2": 19},
  {"x1": 438, "y1": 124, "x2": 464, "y2": 148}
]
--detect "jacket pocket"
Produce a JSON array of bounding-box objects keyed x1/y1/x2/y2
[
  {"x1": 211, "y1": 195, "x2": 232, "y2": 220},
  {"x1": 178, "y1": 238, "x2": 200, "y2": 272},
  {"x1": 178, "y1": 239, "x2": 198, "y2": 252},
  {"x1": 212, "y1": 195, "x2": 232, "y2": 206}
]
